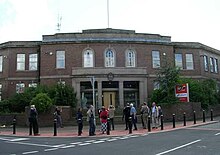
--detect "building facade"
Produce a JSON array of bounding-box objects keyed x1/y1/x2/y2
[{"x1": 0, "y1": 28, "x2": 219, "y2": 108}]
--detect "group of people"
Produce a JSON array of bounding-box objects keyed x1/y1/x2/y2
[
  {"x1": 123, "y1": 102, "x2": 162, "y2": 130},
  {"x1": 28, "y1": 102, "x2": 162, "y2": 136}
]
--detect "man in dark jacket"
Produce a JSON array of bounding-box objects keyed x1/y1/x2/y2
[{"x1": 123, "y1": 103, "x2": 131, "y2": 130}]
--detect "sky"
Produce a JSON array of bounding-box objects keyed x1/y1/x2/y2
[{"x1": 0, "y1": 0, "x2": 220, "y2": 50}]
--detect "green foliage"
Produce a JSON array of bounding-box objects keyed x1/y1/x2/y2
[
  {"x1": 151, "y1": 66, "x2": 180, "y2": 105},
  {"x1": 30, "y1": 93, "x2": 52, "y2": 113},
  {"x1": 52, "y1": 83, "x2": 78, "y2": 107}
]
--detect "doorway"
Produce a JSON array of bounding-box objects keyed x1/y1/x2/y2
[{"x1": 103, "y1": 92, "x2": 116, "y2": 108}]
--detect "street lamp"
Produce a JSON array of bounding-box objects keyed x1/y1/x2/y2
[{"x1": 88, "y1": 76, "x2": 96, "y2": 119}]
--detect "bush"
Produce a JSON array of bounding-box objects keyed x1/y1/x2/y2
[{"x1": 30, "y1": 93, "x2": 53, "y2": 113}]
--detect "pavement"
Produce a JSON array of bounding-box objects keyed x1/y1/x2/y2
[{"x1": 0, "y1": 118, "x2": 219, "y2": 138}]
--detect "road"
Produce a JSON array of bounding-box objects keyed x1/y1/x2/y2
[{"x1": 0, "y1": 122, "x2": 220, "y2": 155}]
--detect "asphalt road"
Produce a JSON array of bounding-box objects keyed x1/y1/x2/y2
[{"x1": 0, "y1": 122, "x2": 220, "y2": 155}]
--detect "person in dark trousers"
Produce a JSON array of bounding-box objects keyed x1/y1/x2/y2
[
  {"x1": 122, "y1": 103, "x2": 131, "y2": 130},
  {"x1": 87, "y1": 105, "x2": 96, "y2": 136},
  {"x1": 76, "y1": 108, "x2": 83, "y2": 136},
  {"x1": 54, "y1": 107, "x2": 63, "y2": 128},
  {"x1": 29, "y1": 105, "x2": 40, "y2": 136},
  {"x1": 108, "y1": 105, "x2": 115, "y2": 130}
]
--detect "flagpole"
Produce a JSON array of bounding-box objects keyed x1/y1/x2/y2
[{"x1": 107, "y1": 0, "x2": 109, "y2": 28}]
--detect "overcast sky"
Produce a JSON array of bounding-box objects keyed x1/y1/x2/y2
[{"x1": 1, "y1": 0, "x2": 220, "y2": 50}]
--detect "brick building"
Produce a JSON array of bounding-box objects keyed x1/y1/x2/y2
[{"x1": 0, "y1": 28, "x2": 219, "y2": 108}]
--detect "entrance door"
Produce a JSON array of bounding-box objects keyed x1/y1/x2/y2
[{"x1": 103, "y1": 92, "x2": 116, "y2": 108}]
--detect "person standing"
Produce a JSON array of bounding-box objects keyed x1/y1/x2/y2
[
  {"x1": 100, "y1": 106, "x2": 108, "y2": 134},
  {"x1": 157, "y1": 106, "x2": 163, "y2": 126},
  {"x1": 151, "y1": 102, "x2": 159, "y2": 129},
  {"x1": 130, "y1": 103, "x2": 137, "y2": 130},
  {"x1": 141, "y1": 102, "x2": 149, "y2": 129},
  {"x1": 87, "y1": 105, "x2": 96, "y2": 136},
  {"x1": 108, "y1": 105, "x2": 115, "y2": 130},
  {"x1": 76, "y1": 108, "x2": 83, "y2": 136},
  {"x1": 54, "y1": 107, "x2": 63, "y2": 128},
  {"x1": 29, "y1": 105, "x2": 39, "y2": 136},
  {"x1": 122, "y1": 103, "x2": 131, "y2": 130}
]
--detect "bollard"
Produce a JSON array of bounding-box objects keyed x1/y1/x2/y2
[
  {"x1": 29, "y1": 121, "x2": 32, "y2": 136},
  {"x1": 147, "y1": 116, "x2": 151, "y2": 132},
  {"x1": 183, "y1": 112, "x2": 186, "y2": 126},
  {"x1": 172, "y1": 114, "x2": 175, "y2": 128},
  {"x1": 13, "y1": 118, "x2": 16, "y2": 134},
  {"x1": 160, "y1": 115, "x2": 164, "y2": 130},
  {"x1": 107, "y1": 118, "x2": 110, "y2": 135},
  {"x1": 193, "y1": 111, "x2": 196, "y2": 124},
  {"x1": 203, "y1": 110, "x2": 205, "y2": 122},
  {"x1": 128, "y1": 117, "x2": 132, "y2": 134},
  {"x1": 54, "y1": 118, "x2": 57, "y2": 136},
  {"x1": 211, "y1": 109, "x2": 213, "y2": 121}
]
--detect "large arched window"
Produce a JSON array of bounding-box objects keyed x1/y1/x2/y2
[
  {"x1": 83, "y1": 49, "x2": 94, "y2": 67},
  {"x1": 105, "y1": 49, "x2": 115, "y2": 67},
  {"x1": 126, "y1": 49, "x2": 136, "y2": 67}
]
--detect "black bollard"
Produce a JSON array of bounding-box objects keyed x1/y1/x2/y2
[
  {"x1": 193, "y1": 111, "x2": 196, "y2": 124},
  {"x1": 29, "y1": 121, "x2": 32, "y2": 136},
  {"x1": 128, "y1": 117, "x2": 132, "y2": 134},
  {"x1": 147, "y1": 116, "x2": 151, "y2": 132},
  {"x1": 107, "y1": 118, "x2": 110, "y2": 135},
  {"x1": 183, "y1": 112, "x2": 186, "y2": 126},
  {"x1": 54, "y1": 118, "x2": 57, "y2": 136},
  {"x1": 211, "y1": 109, "x2": 213, "y2": 121},
  {"x1": 13, "y1": 118, "x2": 16, "y2": 134},
  {"x1": 203, "y1": 110, "x2": 205, "y2": 122},
  {"x1": 160, "y1": 115, "x2": 164, "y2": 130},
  {"x1": 172, "y1": 114, "x2": 175, "y2": 128}
]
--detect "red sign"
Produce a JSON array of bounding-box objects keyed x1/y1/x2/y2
[{"x1": 175, "y1": 83, "x2": 189, "y2": 102}]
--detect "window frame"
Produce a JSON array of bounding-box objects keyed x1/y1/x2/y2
[
  {"x1": 0, "y1": 56, "x2": 3, "y2": 72},
  {"x1": 175, "y1": 53, "x2": 183, "y2": 69},
  {"x1": 152, "y1": 51, "x2": 160, "y2": 68},
  {"x1": 83, "y1": 49, "x2": 94, "y2": 67},
  {"x1": 214, "y1": 58, "x2": 218, "y2": 73},
  {"x1": 29, "y1": 54, "x2": 38, "y2": 71},
  {"x1": 56, "y1": 51, "x2": 65, "y2": 69},
  {"x1": 125, "y1": 49, "x2": 136, "y2": 67},
  {"x1": 17, "y1": 54, "x2": 25, "y2": 71},
  {"x1": 203, "y1": 55, "x2": 209, "y2": 72},
  {"x1": 105, "y1": 49, "x2": 115, "y2": 67},
  {"x1": 185, "y1": 53, "x2": 194, "y2": 70}
]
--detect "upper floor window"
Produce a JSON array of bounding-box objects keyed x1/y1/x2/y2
[
  {"x1": 153, "y1": 82, "x2": 160, "y2": 90},
  {"x1": 29, "y1": 54, "x2": 38, "y2": 70},
  {"x1": 214, "y1": 58, "x2": 219, "y2": 73},
  {"x1": 152, "y1": 51, "x2": 160, "y2": 68},
  {"x1": 105, "y1": 49, "x2": 115, "y2": 67},
  {"x1": 16, "y1": 83, "x2": 25, "y2": 93},
  {"x1": 126, "y1": 49, "x2": 136, "y2": 67},
  {"x1": 210, "y1": 57, "x2": 214, "y2": 72},
  {"x1": 186, "y1": 54, "x2": 194, "y2": 70},
  {"x1": 83, "y1": 49, "x2": 94, "y2": 67},
  {"x1": 56, "y1": 51, "x2": 65, "y2": 69},
  {"x1": 0, "y1": 56, "x2": 2, "y2": 72},
  {"x1": 203, "y1": 55, "x2": 209, "y2": 71},
  {"x1": 29, "y1": 83, "x2": 37, "y2": 88},
  {"x1": 17, "y1": 54, "x2": 25, "y2": 71},
  {"x1": 175, "y1": 54, "x2": 183, "y2": 69}
]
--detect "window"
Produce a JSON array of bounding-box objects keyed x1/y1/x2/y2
[
  {"x1": 29, "y1": 54, "x2": 38, "y2": 70},
  {"x1": 105, "y1": 49, "x2": 115, "y2": 67},
  {"x1": 152, "y1": 51, "x2": 160, "y2": 68},
  {"x1": 83, "y1": 49, "x2": 94, "y2": 67},
  {"x1": 126, "y1": 49, "x2": 136, "y2": 67},
  {"x1": 0, "y1": 56, "x2": 2, "y2": 72},
  {"x1": 153, "y1": 82, "x2": 160, "y2": 90},
  {"x1": 214, "y1": 58, "x2": 218, "y2": 73},
  {"x1": 17, "y1": 54, "x2": 25, "y2": 70},
  {"x1": 175, "y1": 54, "x2": 183, "y2": 69},
  {"x1": 210, "y1": 57, "x2": 214, "y2": 72},
  {"x1": 56, "y1": 51, "x2": 65, "y2": 69},
  {"x1": 203, "y1": 55, "x2": 209, "y2": 71},
  {"x1": 16, "y1": 83, "x2": 25, "y2": 93},
  {"x1": 186, "y1": 54, "x2": 194, "y2": 70},
  {"x1": 29, "y1": 83, "x2": 37, "y2": 88},
  {"x1": 0, "y1": 83, "x2": 2, "y2": 101}
]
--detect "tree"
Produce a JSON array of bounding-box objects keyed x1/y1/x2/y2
[
  {"x1": 30, "y1": 93, "x2": 53, "y2": 113},
  {"x1": 150, "y1": 66, "x2": 180, "y2": 104}
]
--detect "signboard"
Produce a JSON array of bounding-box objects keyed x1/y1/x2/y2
[{"x1": 175, "y1": 83, "x2": 189, "y2": 102}]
